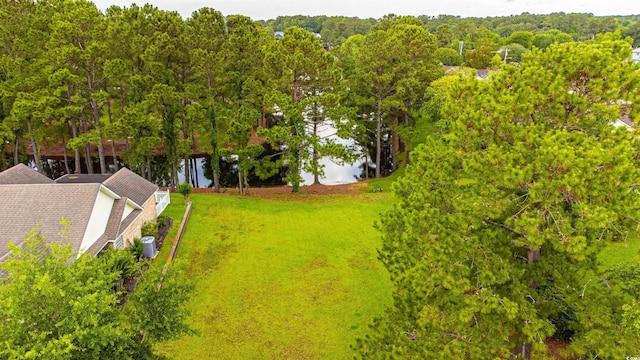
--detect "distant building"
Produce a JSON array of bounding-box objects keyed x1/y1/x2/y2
[
  {"x1": 443, "y1": 65, "x2": 491, "y2": 79},
  {"x1": 633, "y1": 48, "x2": 640, "y2": 63},
  {"x1": 613, "y1": 114, "x2": 635, "y2": 129},
  {"x1": 274, "y1": 31, "x2": 322, "y2": 40}
]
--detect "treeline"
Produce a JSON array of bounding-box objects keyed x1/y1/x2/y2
[
  {"x1": 263, "y1": 15, "x2": 377, "y2": 45},
  {"x1": 265, "y1": 13, "x2": 640, "y2": 47},
  {"x1": 0, "y1": 1, "x2": 442, "y2": 193},
  {"x1": 1, "y1": 1, "x2": 638, "y2": 192}
]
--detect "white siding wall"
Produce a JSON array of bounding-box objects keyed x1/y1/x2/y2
[
  {"x1": 121, "y1": 202, "x2": 136, "y2": 221},
  {"x1": 78, "y1": 188, "x2": 116, "y2": 254}
]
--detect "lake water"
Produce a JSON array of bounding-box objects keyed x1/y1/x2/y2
[
  {"x1": 35, "y1": 121, "x2": 376, "y2": 188},
  {"x1": 178, "y1": 121, "x2": 367, "y2": 188},
  {"x1": 177, "y1": 155, "x2": 365, "y2": 188}
]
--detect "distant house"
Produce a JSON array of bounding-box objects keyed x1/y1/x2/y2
[
  {"x1": 274, "y1": 31, "x2": 322, "y2": 40},
  {"x1": 0, "y1": 165, "x2": 170, "y2": 263},
  {"x1": 443, "y1": 65, "x2": 491, "y2": 79},
  {"x1": 633, "y1": 48, "x2": 640, "y2": 63},
  {"x1": 613, "y1": 114, "x2": 635, "y2": 129}
]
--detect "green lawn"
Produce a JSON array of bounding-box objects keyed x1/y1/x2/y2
[
  {"x1": 156, "y1": 191, "x2": 395, "y2": 359},
  {"x1": 598, "y1": 234, "x2": 640, "y2": 269},
  {"x1": 155, "y1": 181, "x2": 640, "y2": 359},
  {"x1": 155, "y1": 194, "x2": 187, "y2": 266}
]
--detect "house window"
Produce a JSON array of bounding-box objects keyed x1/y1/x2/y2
[{"x1": 115, "y1": 235, "x2": 124, "y2": 249}]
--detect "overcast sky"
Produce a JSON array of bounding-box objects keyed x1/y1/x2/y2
[{"x1": 92, "y1": 0, "x2": 638, "y2": 20}]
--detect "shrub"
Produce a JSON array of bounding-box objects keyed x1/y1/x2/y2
[
  {"x1": 129, "y1": 238, "x2": 145, "y2": 261},
  {"x1": 141, "y1": 221, "x2": 159, "y2": 239},
  {"x1": 156, "y1": 216, "x2": 168, "y2": 228},
  {"x1": 178, "y1": 182, "x2": 192, "y2": 203},
  {"x1": 98, "y1": 248, "x2": 139, "y2": 291}
]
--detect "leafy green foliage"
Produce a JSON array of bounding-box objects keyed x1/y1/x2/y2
[
  {"x1": 0, "y1": 228, "x2": 125, "y2": 359},
  {"x1": 506, "y1": 30, "x2": 534, "y2": 49},
  {"x1": 98, "y1": 248, "x2": 139, "y2": 295},
  {"x1": 141, "y1": 221, "x2": 159, "y2": 239},
  {"x1": 0, "y1": 226, "x2": 193, "y2": 358},
  {"x1": 221, "y1": 107, "x2": 264, "y2": 194},
  {"x1": 99, "y1": 248, "x2": 139, "y2": 281},
  {"x1": 260, "y1": 26, "x2": 350, "y2": 192},
  {"x1": 177, "y1": 182, "x2": 193, "y2": 203},
  {"x1": 434, "y1": 47, "x2": 463, "y2": 66},
  {"x1": 356, "y1": 38, "x2": 640, "y2": 359},
  {"x1": 498, "y1": 43, "x2": 529, "y2": 63},
  {"x1": 464, "y1": 37, "x2": 495, "y2": 68},
  {"x1": 533, "y1": 29, "x2": 574, "y2": 50},
  {"x1": 126, "y1": 263, "x2": 195, "y2": 343},
  {"x1": 340, "y1": 20, "x2": 443, "y2": 177},
  {"x1": 129, "y1": 237, "x2": 145, "y2": 261}
]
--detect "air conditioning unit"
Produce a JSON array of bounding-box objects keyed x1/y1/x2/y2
[{"x1": 141, "y1": 236, "x2": 157, "y2": 259}]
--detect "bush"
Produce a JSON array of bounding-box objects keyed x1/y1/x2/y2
[
  {"x1": 178, "y1": 182, "x2": 192, "y2": 203},
  {"x1": 98, "y1": 248, "x2": 139, "y2": 291},
  {"x1": 156, "y1": 216, "x2": 168, "y2": 228},
  {"x1": 141, "y1": 221, "x2": 159, "y2": 239},
  {"x1": 129, "y1": 238, "x2": 145, "y2": 261}
]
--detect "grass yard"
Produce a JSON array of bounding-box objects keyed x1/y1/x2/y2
[
  {"x1": 154, "y1": 195, "x2": 188, "y2": 265},
  {"x1": 156, "y1": 191, "x2": 395, "y2": 359},
  {"x1": 598, "y1": 234, "x2": 640, "y2": 269},
  {"x1": 154, "y1": 173, "x2": 640, "y2": 359}
]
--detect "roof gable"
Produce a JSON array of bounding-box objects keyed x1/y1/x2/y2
[
  {"x1": 103, "y1": 167, "x2": 158, "y2": 207},
  {"x1": 0, "y1": 166, "x2": 157, "y2": 262},
  {"x1": 0, "y1": 164, "x2": 54, "y2": 185},
  {"x1": 0, "y1": 183, "x2": 102, "y2": 261}
]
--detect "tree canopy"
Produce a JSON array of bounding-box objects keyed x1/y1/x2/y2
[
  {"x1": 0, "y1": 226, "x2": 194, "y2": 359},
  {"x1": 1, "y1": 1, "x2": 639, "y2": 189},
  {"x1": 356, "y1": 37, "x2": 640, "y2": 359}
]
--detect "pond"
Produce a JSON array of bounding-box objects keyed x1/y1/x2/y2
[
  {"x1": 177, "y1": 154, "x2": 366, "y2": 188},
  {"x1": 32, "y1": 121, "x2": 392, "y2": 188},
  {"x1": 178, "y1": 121, "x2": 375, "y2": 188}
]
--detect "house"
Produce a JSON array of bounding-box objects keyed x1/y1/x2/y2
[
  {"x1": 632, "y1": 48, "x2": 640, "y2": 63},
  {"x1": 613, "y1": 114, "x2": 635, "y2": 129},
  {"x1": 0, "y1": 164, "x2": 170, "y2": 263},
  {"x1": 443, "y1": 65, "x2": 491, "y2": 79}
]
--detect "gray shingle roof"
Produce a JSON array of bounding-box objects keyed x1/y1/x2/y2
[
  {"x1": 103, "y1": 167, "x2": 158, "y2": 207},
  {"x1": 119, "y1": 208, "x2": 142, "y2": 235},
  {"x1": 0, "y1": 166, "x2": 157, "y2": 266},
  {"x1": 0, "y1": 164, "x2": 54, "y2": 185},
  {"x1": 55, "y1": 174, "x2": 113, "y2": 184},
  {"x1": 0, "y1": 183, "x2": 102, "y2": 261}
]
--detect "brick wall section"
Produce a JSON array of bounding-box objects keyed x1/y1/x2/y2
[{"x1": 120, "y1": 196, "x2": 158, "y2": 247}]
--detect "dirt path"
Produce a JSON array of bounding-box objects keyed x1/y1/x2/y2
[{"x1": 190, "y1": 180, "x2": 371, "y2": 198}]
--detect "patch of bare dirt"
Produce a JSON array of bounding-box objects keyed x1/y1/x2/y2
[
  {"x1": 545, "y1": 338, "x2": 579, "y2": 360},
  {"x1": 191, "y1": 180, "x2": 371, "y2": 198},
  {"x1": 155, "y1": 216, "x2": 173, "y2": 252}
]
